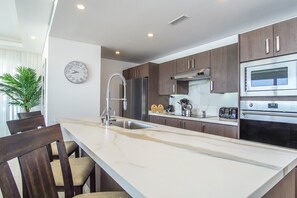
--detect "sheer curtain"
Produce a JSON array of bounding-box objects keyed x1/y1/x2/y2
[{"x1": 0, "y1": 48, "x2": 42, "y2": 137}]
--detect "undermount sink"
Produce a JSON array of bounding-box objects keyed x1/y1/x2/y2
[{"x1": 110, "y1": 120, "x2": 154, "y2": 130}]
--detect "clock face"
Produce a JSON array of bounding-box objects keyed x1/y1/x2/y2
[{"x1": 64, "y1": 61, "x2": 88, "y2": 84}]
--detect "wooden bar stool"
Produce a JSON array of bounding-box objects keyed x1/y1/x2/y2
[
  {"x1": 6, "y1": 116, "x2": 96, "y2": 196},
  {"x1": 0, "y1": 124, "x2": 131, "y2": 198},
  {"x1": 17, "y1": 111, "x2": 79, "y2": 158}
]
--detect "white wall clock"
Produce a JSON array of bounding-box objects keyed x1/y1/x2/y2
[{"x1": 64, "y1": 61, "x2": 88, "y2": 84}]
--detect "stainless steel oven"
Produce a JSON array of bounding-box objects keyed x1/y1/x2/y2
[
  {"x1": 240, "y1": 54, "x2": 297, "y2": 97},
  {"x1": 240, "y1": 100, "x2": 297, "y2": 149}
]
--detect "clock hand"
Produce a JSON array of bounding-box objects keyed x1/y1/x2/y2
[{"x1": 71, "y1": 70, "x2": 79, "y2": 74}]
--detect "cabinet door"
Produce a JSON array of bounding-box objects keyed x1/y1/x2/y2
[
  {"x1": 210, "y1": 43, "x2": 238, "y2": 93},
  {"x1": 274, "y1": 18, "x2": 297, "y2": 56},
  {"x1": 165, "y1": 117, "x2": 179, "y2": 128},
  {"x1": 183, "y1": 120, "x2": 202, "y2": 132},
  {"x1": 239, "y1": 25, "x2": 273, "y2": 62},
  {"x1": 202, "y1": 122, "x2": 238, "y2": 139},
  {"x1": 159, "y1": 60, "x2": 177, "y2": 95},
  {"x1": 176, "y1": 56, "x2": 191, "y2": 73},
  {"x1": 137, "y1": 64, "x2": 149, "y2": 78},
  {"x1": 149, "y1": 116, "x2": 165, "y2": 125},
  {"x1": 123, "y1": 69, "x2": 130, "y2": 80},
  {"x1": 192, "y1": 51, "x2": 210, "y2": 70}
]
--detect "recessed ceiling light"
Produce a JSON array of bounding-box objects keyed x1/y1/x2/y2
[
  {"x1": 30, "y1": 36, "x2": 36, "y2": 40},
  {"x1": 115, "y1": 51, "x2": 120, "y2": 55},
  {"x1": 77, "y1": 4, "x2": 85, "y2": 10},
  {"x1": 147, "y1": 33, "x2": 154, "y2": 38}
]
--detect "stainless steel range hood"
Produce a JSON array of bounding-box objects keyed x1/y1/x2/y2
[{"x1": 172, "y1": 68, "x2": 211, "y2": 81}]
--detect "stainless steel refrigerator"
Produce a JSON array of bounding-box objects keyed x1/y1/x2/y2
[{"x1": 123, "y1": 78, "x2": 148, "y2": 121}]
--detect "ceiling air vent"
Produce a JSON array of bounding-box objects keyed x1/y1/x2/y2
[{"x1": 168, "y1": 14, "x2": 189, "y2": 25}]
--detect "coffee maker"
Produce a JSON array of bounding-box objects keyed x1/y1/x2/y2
[{"x1": 179, "y1": 98, "x2": 192, "y2": 117}]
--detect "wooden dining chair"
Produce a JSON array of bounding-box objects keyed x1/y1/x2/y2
[
  {"x1": 6, "y1": 115, "x2": 96, "y2": 195},
  {"x1": 17, "y1": 110, "x2": 79, "y2": 158},
  {"x1": 0, "y1": 124, "x2": 131, "y2": 198}
]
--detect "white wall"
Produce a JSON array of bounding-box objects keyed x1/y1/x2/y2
[
  {"x1": 170, "y1": 81, "x2": 238, "y2": 116},
  {"x1": 100, "y1": 58, "x2": 137, "y2": 115},
  {"x1": 47, "y1": 37, "x2": 101, "y2": 125}
]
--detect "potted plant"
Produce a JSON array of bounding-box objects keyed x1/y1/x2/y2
[{"x1": 0, "y1": 66, "x2": 42, "y2": 112}]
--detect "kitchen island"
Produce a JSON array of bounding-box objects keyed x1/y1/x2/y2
[{"x1": 60, "y1": 117, "x2": 297, "y2": 198}]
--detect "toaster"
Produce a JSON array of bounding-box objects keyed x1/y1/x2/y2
[{"x1": 219, "y1": 107, "x2": 238, "y2": 119}]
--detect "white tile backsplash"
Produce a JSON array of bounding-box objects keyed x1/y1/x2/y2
[{"x1": 169, "y1": 80, "x2": 238, "y2": 116}]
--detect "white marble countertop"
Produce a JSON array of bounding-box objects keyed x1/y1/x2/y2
[
  {"x1": 149, "y1": 111, "x2": 238, "y2": 126},
  {"x1": 60, "y1": 117, "x2": 297, "y2": 198}
]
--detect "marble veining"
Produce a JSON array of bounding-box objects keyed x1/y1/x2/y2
[{"x1": 60, "y1": 117, "x2": 297, "y2": 198}]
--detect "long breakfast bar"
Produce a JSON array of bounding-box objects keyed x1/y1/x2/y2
[{"x1": 60, "y1": 117, "x2": 297, "y2": 197}]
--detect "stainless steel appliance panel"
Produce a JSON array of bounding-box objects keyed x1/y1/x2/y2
[
  {"x1": 240, "y1": 53, "x2": 297, "y2": 97},
  {"x1": 240, "y1": 100, "x2": 297, "y2": 149},
  {"x1": 123, "y1": 78, "x2": 148, "y2": 121},
  {"x1": 240, "y1": 100, "x2": 297, "y2": 124}
]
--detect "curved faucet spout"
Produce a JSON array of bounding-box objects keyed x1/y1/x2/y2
[{"x1": 106, "y1": 73, "x2": 127, "y2": 126}]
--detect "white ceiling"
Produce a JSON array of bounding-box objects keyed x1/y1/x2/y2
[
  {"x1": 1, "y1": 0, "x2": 297, "y2": 63},
  {"x1": 0, "y1": 0, "x2": 53, "y2": 54}
]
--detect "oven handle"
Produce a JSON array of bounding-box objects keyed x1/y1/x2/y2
[{"x1": 241, "y1": 110, "x2": 297, "y2": 118}]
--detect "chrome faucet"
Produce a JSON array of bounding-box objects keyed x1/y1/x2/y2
[{"x1": 105, "y1": 73, "x2": 127, "y2": 126}]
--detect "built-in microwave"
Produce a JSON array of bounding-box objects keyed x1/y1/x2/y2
[{"x1": 240, "y1": 54, "x2": 297, "y2": 97}]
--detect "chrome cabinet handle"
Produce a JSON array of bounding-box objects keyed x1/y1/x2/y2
[
  {"x1": 242, "y1": 110, "x2": 297, "y2": 118},
  {"x1": 210, "y1": 80, "x2": 214, "y2": 91},
  {"x1": 187, "y1": 60, "x2": 190, "y2": 69},
  {"x1": 192, "y1": 59, "x2": 195, "y2": 68},
  {"x1": 172, "y1": 84, "x2": 175, "y2": 93},
  {"x1": 265, "y1": 39, "x2": 270, "y2": 54},
  {"x1": 276, "y1": 36, "x2": 280, "y2": 52}
]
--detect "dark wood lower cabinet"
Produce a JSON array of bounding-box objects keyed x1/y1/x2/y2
[
  {"x1": 165, "y1": 117, "x2": 179, "y2": 128},
  {"x1": 149, "y1": 115, "x2": 166, "y2": 125},
  {"x1": 182, "y1": 120, "x2": 202, "y2": 131},
  {"x1": 149, "y1": 115, "x2": 238, "y2": 139},
  {"x1": 201, "y1": 122, "x2": 238, "y2": 139},
  {"x1": 263, "y1": 168, "x2": 295, "y2": 198}
]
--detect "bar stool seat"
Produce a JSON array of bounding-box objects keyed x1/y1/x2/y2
[
  {"x1": 74, "y1": 191, "x2": 131, "y2": 198},
  {"x1": 51, "y1": 141, "x2": 78, "y2": 157},
  {"x1": 51, "y1": 157, "x2": 95, "y2": 186}
]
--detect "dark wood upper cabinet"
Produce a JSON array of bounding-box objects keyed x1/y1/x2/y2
[
  {"x1": 240, "y1": 17, "x2": 297, "y2": 62},
  {"x1": 176, "y1": 51, "x2": 210, "y2": 73},
  {"x1": 274, "y1": 17, "x2": 297, "y2": 56},
  {"x1": 210, "y1": 43, "x2": 238, "y2": 93},
  {"x1": 192, "y1": 51, "x2": 210, "y2": 70},
  {"x1": 159, "y1": 60, "x2": 188, "y2": 95},
  {"x1": 123, "y1": 64, "x2": 149, "y2": 80},
  {"x1": 239, "y1": 25, "x2": 273, "y2": 62},
  {"x1": 123, "y1": 63, "x2": 168, "y2": 111}
]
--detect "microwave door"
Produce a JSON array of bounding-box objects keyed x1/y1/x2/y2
[{"x1": 246, "y1": 61, "x2": 297, "y2": 92}]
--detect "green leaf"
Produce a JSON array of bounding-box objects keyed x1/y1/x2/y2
[{"x1": 0, "y1": 66, "x2": 42, "y2": 112}]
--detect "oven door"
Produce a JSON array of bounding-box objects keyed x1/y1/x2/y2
[
  {"x1": 246, "y1": 60, "x2": 297, "y2": 92},
  {"x1": 240, "y1": 119, "x2": 297, "y2": 149}
]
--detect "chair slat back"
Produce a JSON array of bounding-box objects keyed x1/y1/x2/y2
[
  {"x1": 0, "y1": 162, "x2": 21, "y2": 198},
  {"x1": 7, "y1": 115, "x2": 46, "y2": 135},
  {"x1": 6, "y1": 115, "x2": 53, "y2": 161},
  {"x1": 0, "y1": 124, "x2": 74, "y2": 198},
  {"x1": 17, "y1": 111, "x2": 42, "y2": 119}
]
